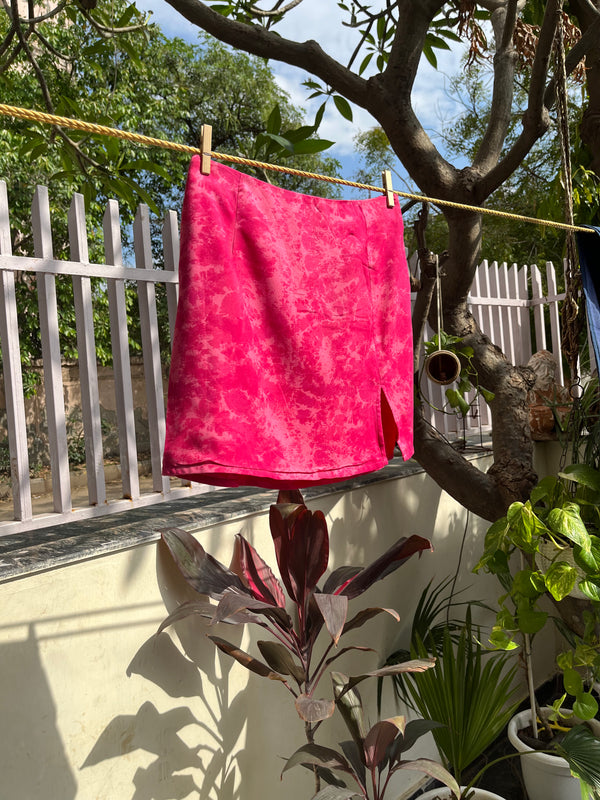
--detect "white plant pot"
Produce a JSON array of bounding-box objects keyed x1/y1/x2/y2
[
  {"x1": 417, "y1": 787, "x2": 506, "y2": 800},
  {"x1": 507, "y1": 709, "x2": 582, "y2": 800}
]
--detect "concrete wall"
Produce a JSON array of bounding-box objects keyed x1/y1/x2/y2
[{"x1": 0, "y1": 457, "x2": 560, "y2": 800}]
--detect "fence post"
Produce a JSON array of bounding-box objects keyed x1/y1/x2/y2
[
  {"x1": 68, "y1": 193, "x2": 107, "y2": 507},
  {"x1": 0, "y1": 181, "x2": 32, "y2": 520},
  {"x1": 163, "y1": 210, "x2": 179, "y2": 345},
  {"x1": 103, "y1": 200, "x2": 140, "y2": 501},
  {"x1": 133, "y1": 204, "x2": 170, "y2": 495},
  {"x1": 530, "y1": 264, "x2": 547, "y2": 353},
  {"x1": 32, "y1": 186, "x2": 71, "y2": 514},
  {"x1": 546, "y1": 261, "x2": 564, "y2": 386}
]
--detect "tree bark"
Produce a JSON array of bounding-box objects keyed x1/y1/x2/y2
[{"x1": 573, "y1": 2, "x2": 600, "y2": 173}]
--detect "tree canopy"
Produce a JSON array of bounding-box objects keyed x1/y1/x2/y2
[
  {"x1": 2, "y1": 0, "x2": 600, "y2": 521},
  {"x1": 0, "y1": 3, "x2": 340, "y2": 378}
]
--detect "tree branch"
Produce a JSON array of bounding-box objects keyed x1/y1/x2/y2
[
  {"x1": 163, "y1": 0, "x2": 372, "y2": 107},
  {"x1": 384, "y1": 0, "x2": 445, "y2": 102},
  {"x1": 477, "y1": 4, "x2": 600, "y2": 198},
  {"x1": 248, "y1": 0, "x2": 306, "y2": 15},
  {"x1": 0, "y1": 25, "x2": 17, "y2": 61},
  {"x1": 12, "y1": 0, "x2": 66, "y2": 24},
  {"x1": 412, "y1": 410, "x2": 508, "y2": 522},
  {"x1": 33, "y1": 29, "x2": 75, "y2": 63},
  {"x1": 568, "y1": 0, "x2": 600, "y2": 28},
  {"x1": 475, "y1": 0, "x2": 560, "y2": 199},
  {"x1": 79, "y1": 7, "x2": 148, "y2": 36},
  {"x1": 372, "y1": 1, "x2": 459, "y2": 197},
  {"x1": 542, "y1": 12, "x2": 600, "y2": 108},
  {"x1": 473, "y1": 0, "x2": 520, "y2": 172}
]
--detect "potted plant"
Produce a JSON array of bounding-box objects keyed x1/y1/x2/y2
[
  {"x1": 158, "y1": 495, "x2": 458, "y2": 799},
  {"x1": 475, "y1": 464, "x2": 600, "y2": 800},
  {"x1": 374, "y1": 578, "x2": 520, "y2": 799},
  {"x1": 282, "y1": 667, "x2": 508, "y2": 800},
  {"x1": 422, "y1": 331, "x2": 494, "y2": 419}
]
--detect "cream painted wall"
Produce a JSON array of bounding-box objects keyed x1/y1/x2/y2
[{"x1": 0, "y1": 459, "x2": 559, "y2": 800}]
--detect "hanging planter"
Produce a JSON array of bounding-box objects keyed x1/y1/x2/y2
[
  {"x1": 425, "y1": 348, "x2": 462, "y2": 385},
  {"x1": 422, "y1": 331, "x2": 494, "y2": 418}
]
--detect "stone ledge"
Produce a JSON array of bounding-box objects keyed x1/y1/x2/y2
[{"x1": 0, "y1": 449, "x2": 492, "y2": 585}]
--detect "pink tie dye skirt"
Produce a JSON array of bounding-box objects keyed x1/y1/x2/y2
[{"x1": 162, "y1": 156, "x2": 413, "y2": 488}]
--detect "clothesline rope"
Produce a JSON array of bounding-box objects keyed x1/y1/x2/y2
[{"x1": 0, "y1": 102, "x2": 593, "y2": 234}]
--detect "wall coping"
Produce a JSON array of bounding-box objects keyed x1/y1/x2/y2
[{"x1": 0, "y1": 449, "x2": 492, "y2": 585}]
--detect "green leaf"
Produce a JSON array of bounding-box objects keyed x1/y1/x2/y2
[
  {"x1": 423, "y1": 41, "x2": 438, "y2": 69},
  {"x1": 574, "y1": 537, "x2": 600, "y2": 572},
  {"x1": 359, "y1": 52, "x2": 374, "y2": 75},
  {"x1": 560, "y1": 464, "x2": 600, "y2": 492},
  {"x1": 517, "y1": 607, "x2": 547, "y2": 634},
  {"x1": 573, "y1": 693, "x2": 599, "y2": 721},
  {"x1": 513, "y1": 568, "x2": 544, "y2": 598},
  {"x1": 427, "y1": 33, "x2": 452, "y2": 51},
  {"x1": 489, "y1": 628, "x2": 519, "y2": 650},
  {"x1": 531, "y1": 475, "x2": 559, "y2": 506},
  {"x1": 445, "y1": 388, "x2": 470, "y2": 416},
  {"x1": 507, "y1": 502, "x2": 546, "y2": 553},
  {"x1": 333, "y1": 95, "x2": 353, "y2": 121},
  {"x1": 120, "y1": 158, "x2": 172, "y2": 181},
  {"x1": 289, "y1": 139, "x2": 335, "y2": 155},
  {"x1": 266, "y1": 104, "x2": 282, "y2": 134},
  {"x1": 479, "y1": 387, "x2": 495, "y2": 403},
  {"x1": 547, "y1": 504, "x2": 590, "y2": 549},
  {"x1": 256, "y1": 640, "x2": 306, "y2": 683},
  {"x1": 438, "y1": 29, "x2": 462, "y2": 42},
  {"x1": 544, "y1": 561, "x2": 577, "y2": 600},
  {"x1": 577, "y1": 580, "x2": 600, "y2": 601},
  {"x1": 558, "y1": 726, "x2": 600, "y2": 789},
  {"x1": 563, "y1": 667, "x2": 583, "y2": 696},
  {"x1": 314, "y1": 102, "x2": 327, "y2": 129},
  {"x1": 262, "y1": 132, "x2": 295, "y2": 152}
]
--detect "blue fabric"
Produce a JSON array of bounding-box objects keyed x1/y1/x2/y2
[{"x1": 576, "y1": 225, "x2": 600, "y2": 368}]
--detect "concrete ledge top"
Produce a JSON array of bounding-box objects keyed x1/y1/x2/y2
[{"x1": 0, "y1": 449, "x2": 492, "y2": 585}]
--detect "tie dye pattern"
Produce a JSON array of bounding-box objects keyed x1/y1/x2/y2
[{"x1": 162, "y1": 157, "x2": 413, "y2": 488}]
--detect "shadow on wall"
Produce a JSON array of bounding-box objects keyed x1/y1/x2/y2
[
  {"x1": 81, "y1": 541, "x2": 246, "y2": 800},
  {"x1": 0, "y1": 626, "x2": 77, "y2": 799}
]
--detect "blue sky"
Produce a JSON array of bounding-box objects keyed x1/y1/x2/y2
[{"x1": 134, "y1": 0, "x2": 466, "y2": 194}]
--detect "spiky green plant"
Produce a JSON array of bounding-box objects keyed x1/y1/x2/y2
[{"x1": 403, "y1": 616, "x2": 520, "y2": 786}]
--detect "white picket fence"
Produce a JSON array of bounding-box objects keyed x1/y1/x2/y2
[{"x1": 0, "y1": 184, "x2": 574, "y2": 534}]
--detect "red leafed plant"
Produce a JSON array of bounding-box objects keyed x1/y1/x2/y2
[{"x1": 159, "y1": 497, "x2": 450, "y2": 798}]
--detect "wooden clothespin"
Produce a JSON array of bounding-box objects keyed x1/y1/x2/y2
[
  {"x1": 200, "y1": 124, "x2": 212, "y2": 175},
  {"x1": 382, "y1": 169, "x2": 395, "y2": 208}
]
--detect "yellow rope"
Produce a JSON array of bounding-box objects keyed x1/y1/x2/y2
[{"x1": 0, "y1": 102, "x2": 593, "y2": 234}]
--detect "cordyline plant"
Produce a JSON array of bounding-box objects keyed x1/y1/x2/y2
[{"x1": 158, "y1": 495, "x2": 453, "y2": 798}]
